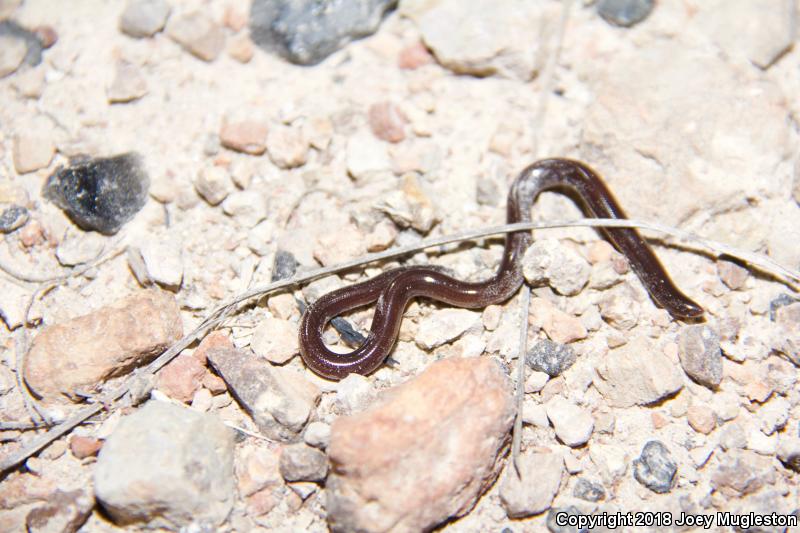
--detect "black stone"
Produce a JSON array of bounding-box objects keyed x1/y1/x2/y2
[
  {"x1": 0, "y1": 20, "x2": 45, "y2": 67},
  {"x1": 597, "y1": 0, "x2": 655, "y2": 27},
  {"x1": 250, "y1": 0, "x2": 397, "y2": 65},
  {"x1": 43, "y1": 153, "x2": 149, "y2": 235},
  {"x1": 271, "y1": 249, "x2": 299, "y2": 281},
  {"x1": 526, "y1": 339, "x2": 577, "y2": 377},
  {"x1": 573, "y1": 478, "x2": 606, "y2": 502},
  {"x1": 0, "y1": 205, "x2": 29, "y2": 233},
  {"x1": 633, "y1": 440, "x2": 677, "y2": 494}
]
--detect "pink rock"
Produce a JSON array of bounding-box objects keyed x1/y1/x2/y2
[
  {"x1": 368, "y1": 102, "x2": 408, "y2": 143},
  {"x1": 398, "y1": 41, "x2": 434, "y2": 69},
  {"x1": 327, "y1": 357, "x2": 514, "y2": 532},
  {"x1": 24, "y1": 290, "x2": 183, "y2": 402},
  {"x1": 192, "y1": 331, "x2": 233, "y2": 365},
  {"x1": 69, "y1": 436, "x2": 104, "y2": 459},
  {"x1": 157, "y1": 354, "x2": 206, "y2": 402},
  {"x1": 220, "y1": 120, "x2": 268, "y2": 155},
  {"x1": 167, "y1": 11, "x2": 225, "y2": 61}
]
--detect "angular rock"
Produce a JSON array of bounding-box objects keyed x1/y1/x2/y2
[
  {"x1": 546, "y1": 398, "x2": 594, "y2": 447},
  {"x1": 522, "y1": 239, "x2": 590, "y2": 296},
  {"x1": 156, "y1": 354, "x2": 206, "y2": 403},
  {"x1": 598, "y1": 289, "x2": 640, "y2": 330},
  {"x1": 632, "y1": 441, "x2": 676, "y2": 494},
  {"x1": 12, "y1": 130, "x2": 55, "y2": 174},
  {"x1": 94, "y1": 401, "x2": 235, "y2": 529},
  {"x1": 596, "y1": 0, "x2": 654, "y2": 27},
  {"x1": 403, "y1": 0, "x2": 557, "y2": 80},
  {"x1": 221, "y1": 190, "x2": 268, "y2": 227},
  {"x1": 776, "y1": 434, "x2": 800, "y2": 472},
  {"x1": 43, "y1": 153, "x2": 150, "y2": 235},
  {"x1": 250, "y1": 317, "x2": 299, "y2": 364},
  {"x1": 368, "y1": 101, "x2": 407, "y2": 143},
  {"x1": 119, "y1": 0, "x2": 171, "y2": 38},
  {"x1": 335, "y1": 373, "x2": 375, "y2": 414},
  {"x1": 710, "y1": 450, "x2": 772, "y2": 497},
  {"x1": 207, "y1": 346, "x2": 320, "y2": 441},
  {"x1": 593, "y1": 336, "x2": 684, "y2": 408},
  {"x1": 303, "y1": 421, "x2": 331, "y2": 449},
  {"x1": 24, "y1": 290, "x2": 182, "y2": 402},
  {"x1": 0, "y1": 20, "x2": 43, "y2": 75},
  {"x1": 25, "y1": 488, "x2": 93, "y2": 533},
  {"x1": 220, "y1": 119, "x2": 268, "y2": 155},
  {"x1": 686, "y1": 404, "x2": 716, "y2": 435},
  {"x1": 167, "y1": 11, "x2": 225, "y2": 61},
  {"x1": 415, "y1": 308, "x2": 479, "y2": 350},
  {"x1": 573, "y1": 478, "x2": 605, "y2": 502},
  {"x1": 279, "y1": 443, "x2": 328, "y2": 482},
  {"x1": 0, "y1": 33, "x2": 25, "y2": 77},
  {"x1": 0, "y1": 204, "x2": 28, "y2": 233},
  {"x1": 717, "y1": 259, "x2": 748, "y2": 290},
  {"x1": 530, "y1": 298, "x2": 587, "y2": 345},
  {"x1": 499, "y1": 451, "x2": 563, "y2": 517},
  {"x1": 271, "y1": 250, "x2": 299, "y2": 281},
  {"x1": 194, "y1": 166, "x2": 231, "y2": 206},
  {"x1": 250, "y1": 0, "x2": 397, "y2": 65},
  {"x1": 526, "y1": 339, "x2": 577, "y2": 377},
  {"x1": 236, "y1": 444, "x2": 283, "y2": 498},
  {"x1": 106, "y1": 61, "x2": 148, "y2": 103},
  {"x1": 266, "y1": 125, "x2": 309, "y2": 169},
  {"x1": 678, "y1": 325, "x2": 723, "y2": 388},
  {"x1": 69, "y1": 436, "x2": 104, "y2": 459},
  {"x1": 138, "y1": 237, "x2": 184, "y2": 289},
  {"x1": 327, "y1": 357, "x2": 514, "y2": 532}
]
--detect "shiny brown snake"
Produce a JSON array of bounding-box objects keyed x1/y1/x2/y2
[{"x1": 299, "y1": 158, "x2": 703, "y2": 380}]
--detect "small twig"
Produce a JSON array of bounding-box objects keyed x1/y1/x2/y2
[{"x1": 511, "y1": 286, "x2": 531, "y2": 478}]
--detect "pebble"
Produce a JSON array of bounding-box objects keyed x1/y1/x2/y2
[
  {"x1": 190, "y1": 388, "x2": 213, "y2": 411},
  {"x1": 327, "y1": 357, "x2": 514, "y2": 532},
  {"x1": 0, "y1": 204, "x2": 29, "y2": 232},
  {"x1": 589, "y1": 261, "x2": 621, "y2": 290},
  {"x1": 139, "y1": 237, "x2": 184, "y2": 289},
  {"x1": 236, "y1": 444, "x2": 283, "y2": 500},
  {"x1": 717, "y1": 260, "x2": 748, "y2": 290},
  {"x1": 25, "y1": 488, "x2": 94, "y2": 533},
  {"x1": 415, "y1": 308, "x2": 479, "y2": 350},
  {"x1": 594, "y1": 336, "x2": 683, "y2": 408},
  {"x1": 193, "y1": 331, "x2": 233, "y2": 365},
  {"x1": 44, "y1": 153, "x2": 150, "y2": 235},
  {"x1": 686, "y1": 404, "x2": 716, "y2": 435},
  {"x1": 69, "y1": 435, "x2": 103, "y2": 459},
  {"x1": 303, "y1": 421, "x2": 331, "y2": 449},
  {"x1": 759, "y1": 397, "x2": 790, "y2": 435},
  {"x1": 266, "y1": 125, "x2": 309, "y2": 169},
  {"x1": 598, "y1": 289, "x2": 640, "y2": 330},
  {"x1": 207, "y1": 345, "x2": 320, "y2": 441},
  {"x1": 522, "y1": 239, "x2": 590, "y2": 296},
  {"x1": 718, "y1": 422, "x2": 747, "y2": 451},
  {"x1": 228, "y1": 34, "x2": 255, "y2": 63},
  {"x1": 250, "y1": 317, "x2": 299, "y2": 364},
  {"x1": 573, "y1": 478, "x2": 605, "y2": 502},
  {"x1": 365, "y1": 219, "x2": 398, "y2": 251},
  {"x1": 55, "y1": 232, "x2": 105, "y2": 266},
  {"x1": 398, "y1": 41, "x2": 433, "y2": 69},
  {"x1": 279, "y1": 443, "x2": 328, "y2": 482},
  {"x1": 677, "y1": 325, "x2": 722, "y2": 389},
  {"x1": 525, "y1": 371, "x2": 550, "y2": 394},
  {"x1": 221, "y1": 190, "x2": 268, "y2": 227},
  {"x1": 271, "y1": 250, "x2": 299, "y2": 281},
  {"x1": 526, "y1": 339, "x2": 577, "y2": 377},
  {"x1": 167, "y1": 11, "x2": 225, "y2": 62},
  {"x1": 0, "y1": 33, "x2": 26, "y2": 77},
  {"x1": 220, "y1": 118, "x2": 268, "y2": 155},
  {"x1": 12, "y1": 130, "x2": 55, "y2": 174},
  {"x1": 770, "y1": 294, "x2": 798, "y2": 321},
  {"x1": 546, "y1": 506, "x2": 584, "y2": 533},
  {"x1": 24, "y1": 290, "x2": 183, "y2": 402},
  {"x1": 346, "y1": 131, "x2": 391, "y2": 181},
  {"x1": 156, "y1": 354, "x2": 206, "y2": 402},
  {"x1": 94, "y1": 401, "x2": 235, "y2": 528},
  {"x1": 710, "y1": 450, "x2": 770, "y2": 497},
  {"x1": 368, "y1": 101, "x2": 407, "y2": 143},
  {"x1": 375, "y1": 173, "x2": 437, "y2": 232},
  {"x1": 546, "y1": 397, "x2": 594, "y2": 447},
  {"x1": 250, "y1": 0, "x2": 397, "y2": 65},
  {"x1": 194, "y1": 165, "x2": 232, "y2": 206},
  {"x1": 335, "y1": 373, "x2": 375, "y2": 414},
  {"x1": 776, "y1": 433, "x2": 800, "y2": 472},
  {"x1": 106, "y1": 61, "x2": 148, "y2": 103},
  {"x1": 404, "y1": 0, "x2": 555, "y2": 80},
  {"x1": 0, "y1": 20, "x2": 44, "y2": 67},
  {"x1": 747, "y1": 429, "x2": 777, "y2": 455},
  {"x1": 632, "y1": 441, "x2": 676, "y2": 494},
  {"x1": 119, "y1": 0, "x2": 171, "y2": 38},
  {"x1": 596, "y1": 0, "x2": 654, "y2": 27},
  {"x1": 530, "y1": 298, "x2": 588, "y2": 345},
  {"x1": 499, "y1": 451, "x2": 563, "y2": 517}
]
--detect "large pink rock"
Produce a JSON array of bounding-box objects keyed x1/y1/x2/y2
[
  {"x1": 327, "y1": 357, "x2": 515, "y2": 532},
  {"x1": 24, "y1": 290, "x2": 183, "y2": 402}
]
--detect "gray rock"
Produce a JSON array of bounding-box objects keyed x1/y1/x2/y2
[
  {"x1": 25, "y1": 488, "x2": 93, "y2": 533},
  {"x1": 94, "y1": 401, "x2": 235, "y2": 529},
  {"x1": 547, "y1": 506, "x2": 586, "y2": 533},
  {"x1": 0, "y1": 20, "x2": 44, "y2": 70},
  {"x1": 119, "y1": 0, "x2": 171, "y2": 38},
  {"x1": 769, "y1": 294, "x2": 799, "y2": 321},
  {"x1": 271, "y1": 249, "x2": 298, "y2": 281},
  {"x1": 250, "y1": 0, "x2": 397, "y2": 65},
  {"x1": 677, "y1": 325, "x2": 723, "y2": 388},
  {"x1": 526, "y1": 339, "x2": 577, "y2": 377},
  {"x1": 206, "y1": 346, "x2": 320, "y2": 441},
  {"x1": 573, "y1": 478, "x2": 605, "y2": 502},
  {"x1": 522, "y1": 239, "x2": 590, "y2": 296},
  {"x1": 167, "y1": 11, "x2": 225, "y2": 61},
  {"x1": 500, "y1": 451, "x2": 564, "y2": 517},
  {"x1": 279, "y1": 443, "x2": 328, "y2": 482},
  {"x1": 632, "y1": 441, "x2": 676, "y2": 494},
  {"x1": 596, "y1": 0, "x2": 655, "y2": 27},
  {"x1": 303, "y1": 421, "x2": 331, "y2": 449},
  {"x1": 43, "y1": 153, "x2": 150, "y2": 235},
  {"x1": 0, "y1": 204, "x2": 28, "y2": 233}
]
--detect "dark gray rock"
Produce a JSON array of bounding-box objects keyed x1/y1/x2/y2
[
  {"x1": 250, "y1": 0, "x2": 397, "y2": 65},
  {"x1": 770, "y1": 293, "x2": 799, "y2": 321},
  {"x1": 43, "y1": 153, "x2": 149, "y2": 235},
  {"x1": 271, "y1": 249, "x2": 298, "y2": 281},
  {"x1": 597, "y1": 0, "x2": 655, "y2": 27},
  {"x1": 0, "y1": 205, "x2": 28, "y2": 233},
  {"x1": 632, "y1": 440, "x2": 677, "y2": 494},
  {"x1": 0, "y1": 20, "x2": 44, "y2": 67},
  {"x1": 526, "y1": 339, "x2": 577, "y2": 377},
  {"x1": 573, "y1": 478, "x2": 605, "y2": 502},
  {"x1": 279, "y1": 442, "x2": 328, "y2": 482}
]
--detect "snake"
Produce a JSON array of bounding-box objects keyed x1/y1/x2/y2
[{"x1": 299, "y1": 158, "x2": 703, "y2": 380}]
